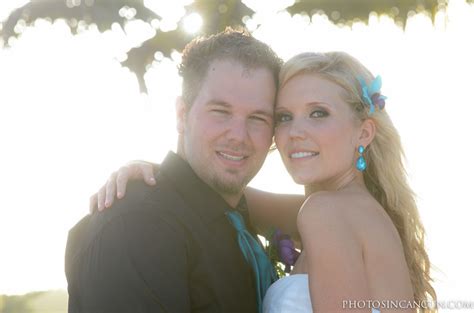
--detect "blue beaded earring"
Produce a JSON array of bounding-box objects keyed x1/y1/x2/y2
[{"x1": 356, "y1": 145, "x2": 367, "y2": 172}]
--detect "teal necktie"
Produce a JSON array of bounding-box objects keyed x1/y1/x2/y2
[{"x1": 226, "y1": 211, "x2": 277, "y2": 313}]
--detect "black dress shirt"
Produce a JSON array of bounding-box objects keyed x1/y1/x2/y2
[{"x1": 65, "y1": 151, "x2": 258, "y2": 313}]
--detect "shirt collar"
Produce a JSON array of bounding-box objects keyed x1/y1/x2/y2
[{"x1": 159, "y1": 151, "x2": 251, "y2": 225}]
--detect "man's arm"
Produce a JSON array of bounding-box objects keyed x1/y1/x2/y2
[{"x1": 66, "y1": 196, "x2": 190, "y2": 312}]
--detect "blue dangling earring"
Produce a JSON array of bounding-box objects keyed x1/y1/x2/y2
[{"x1": 356, "y1": 145, "x2": 367, "y2": 172}]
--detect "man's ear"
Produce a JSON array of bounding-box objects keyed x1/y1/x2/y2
[
  {"x1": 358, "y1": 118, "x2": 376, "y2": 148},
  {"x1": 175, "y1": 96, "x2": 187, "y2": 135}
]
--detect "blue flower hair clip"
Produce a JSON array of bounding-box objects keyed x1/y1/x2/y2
[{"x1": 358, "y1": 75, "x2": 387, "y2": 115}]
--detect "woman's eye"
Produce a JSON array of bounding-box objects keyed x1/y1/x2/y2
[
  {"x1": 310, "y1": 110, "x2": 328, "y2": 118},
  {"x1": 275, "y1": 113, "x2": 292, "y2": 123}
]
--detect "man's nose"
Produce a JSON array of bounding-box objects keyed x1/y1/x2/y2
[{"x1": 226, "y1": 117, "x2": 249, "y2": 143}]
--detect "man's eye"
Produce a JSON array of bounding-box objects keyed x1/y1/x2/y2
[
  {"x1": 250, "y1": 115, "x2": 267, "y2": 123},
  {"x1": 211, "y1": 109, "x2": 229, "y2": 115},
  {"x1": 310, "y1": 110, "x2": 328, "y2": 118},
  {"x1": 275, "y1": 113, "x2": 292, "y2": 123}
]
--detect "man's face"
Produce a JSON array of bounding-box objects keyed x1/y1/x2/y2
[{"x1": 179, "y1": 59, "x2": 275, "y2": 200}]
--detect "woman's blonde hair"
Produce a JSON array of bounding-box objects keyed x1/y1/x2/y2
[{"x1": 279, "y1": 52, "x2": 436, "y2": 311}]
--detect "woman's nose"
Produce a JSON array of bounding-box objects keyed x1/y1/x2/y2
[{"x1": 288, "y1": 119, "x2": 306, "y2": 140}]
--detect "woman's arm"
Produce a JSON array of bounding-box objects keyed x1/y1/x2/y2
[
  {"x1": 244, "y1": 187, "x2": 304, "y2": 238},
  {"x1": 91, "y1": 162, "x2": 305, "y2": 237}
]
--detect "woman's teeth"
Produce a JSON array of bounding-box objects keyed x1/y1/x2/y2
[{"x1": 290, "y1": 151, "x2": 318, "y2": 159}]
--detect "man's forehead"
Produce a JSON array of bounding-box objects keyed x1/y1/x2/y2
[
  {"x1": 190, "y1": 58, "x2": 276, "y2": 110},
  {"x1": 205, "y1": 59, "x2": 276, "y2": 92},
  {"x1": 206, "y1": 58, "x2": 269, "y2": 77}
]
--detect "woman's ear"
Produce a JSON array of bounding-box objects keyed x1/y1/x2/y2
[
  {"x1": 358, "y1": 118, "x2": 376, "y2": 148},
  {"x1": 175, "y1": 96, "x2": 187, "y2": 135}
]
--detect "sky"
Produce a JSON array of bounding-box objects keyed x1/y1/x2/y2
[{"x1": 0, "y1": 0, "x2": 473, "y2": 310}]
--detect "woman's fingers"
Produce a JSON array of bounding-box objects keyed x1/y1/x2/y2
[
  {"x1": 97, "y1": 185, "x2": 107, "y2": 211},
  {"x1": 90, "y1": 161, "x2": 156, "y2": 213},
  {"x1": 115, "y1": 163, "x2": 156, "y2": 199},
  {"x1": 139, "y1": 163, "x2": 156, "y2": 186},
  {"x1": 104, "y1": 172, "x2": 118, "y2": 208},
  {"x1": 89, "y1": 193, "x2": 98, "y2": 213},
  {"x1": 116, "y1": 166, "x2": 131, "y2": 199}
]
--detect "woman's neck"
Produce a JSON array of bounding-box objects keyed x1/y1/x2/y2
[{"x1": 304, "y1": 170, "x2": 366, "y2": 196}]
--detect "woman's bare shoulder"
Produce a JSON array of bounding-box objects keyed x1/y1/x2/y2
[
  {"x1": 296, "y1": 190, "x2": 360, "y2": 247},
  {"x1": 296, "y1": 190, "x2": 369, "y2": 300},
  {"x1": 296, "y1": 189, "x2": 398, "y2": 245},
  {"x1": 296, "y1": 189, "x2": 410, "y2": 304},
  {"x1": 297, "y1": 189, "x2": 373, "y2": 224}
]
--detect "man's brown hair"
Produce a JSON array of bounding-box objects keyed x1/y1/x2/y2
[{"x1": 178, "y1": 27, "x2": 282, "y2": 107}]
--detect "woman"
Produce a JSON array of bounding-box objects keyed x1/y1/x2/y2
[{"x1": 92, "y1": 52, "x2": 436, "y2": 312}]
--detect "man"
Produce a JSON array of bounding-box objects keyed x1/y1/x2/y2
[{"x1": 65, "y1": 28, "x2": 283, "y2": 313}]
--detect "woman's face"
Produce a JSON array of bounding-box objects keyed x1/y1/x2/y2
[{"x1": 275, "y1": 73, "x2": 361, "y2": 186}]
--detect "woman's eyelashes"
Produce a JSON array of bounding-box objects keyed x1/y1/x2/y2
[
  {"x1": 310, "y1": 109, "x2": 329, "y2": 118},
  {"x1": 275, "y1": 109, "x2": 329, "y2": 125}
]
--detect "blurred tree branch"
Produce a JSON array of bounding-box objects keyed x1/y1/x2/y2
[{"x1": 1, "y1": 0, "x2": 471, "y2": 93}]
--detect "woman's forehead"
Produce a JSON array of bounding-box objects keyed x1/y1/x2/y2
[{"x1": 277, "y1": 74, "x2": 347, "y2": 108}]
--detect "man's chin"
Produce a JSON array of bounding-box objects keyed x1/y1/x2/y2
[{"x1": 211, "y1": 175, "x2": 247, "y2": 196}]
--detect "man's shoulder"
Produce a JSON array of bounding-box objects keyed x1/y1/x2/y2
[
  {"x1": 66, "y1": 175, "x2": 190, "y2": 266},
  {"x1": 66, "y1": 213, "x2": 93, "y2": 274},
  {"x1": 92, "y1": 174, "x2": 190, "y2": 229},
  {"x1": 102, "y1": 173, "x2": 188, "y2": 220},
  {"x1": 65, "y1": 175, "x2": 199, "y2": 311}
]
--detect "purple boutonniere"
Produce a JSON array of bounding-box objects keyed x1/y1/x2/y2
[{"x1": 271, "y1": 229, "x2": 300, "y2": 273}]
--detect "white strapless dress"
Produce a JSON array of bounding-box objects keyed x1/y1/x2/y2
[{"x1": 262, "y1": 274, "x2": 312, "y2": 313}]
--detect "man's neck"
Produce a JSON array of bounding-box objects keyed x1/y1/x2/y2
[{"x1": 219, "y1": 192, "x2": 243, "y2": 209}]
